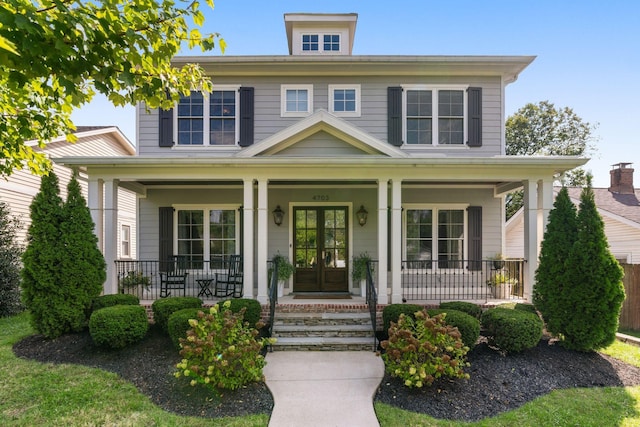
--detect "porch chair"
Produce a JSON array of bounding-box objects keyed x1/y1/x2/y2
[
  {"x1": 159, "y1": 256, "x2": 189, "y2": 298},
  {"x1": 214, "y1": 254, "x2": 243, "y2": 298}
]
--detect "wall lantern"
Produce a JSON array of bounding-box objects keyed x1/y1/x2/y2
[
  {"x1": 356, "y1": 205, "x2": 368, "y2": 227},
  {"x1": 272, "y1": 205, "x2": 285, "y2": 226}
]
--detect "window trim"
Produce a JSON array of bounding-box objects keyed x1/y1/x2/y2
[
  {"x1": 173, "y1": 85, "x2": 241, "y2": 148},
  {"x1": 121, "y1": 224, "x2": 131, "y2": 258},
  {"x1": 281, "y1": 84, "x2": 314, "y2": 117},
  {"x1": 328, "y1": 84, "x2": 361, "y2": 117},
  {"x1": 402, "y1": 85, "x2": 468, "y2": 147}
]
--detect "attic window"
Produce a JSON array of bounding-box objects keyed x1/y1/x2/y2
[
  {"x1": 324, "y1": 35, "x2": 340, "y2": 51},
  {"x1": 302, "y1": 34, "x2": 319, "y2": 51}
]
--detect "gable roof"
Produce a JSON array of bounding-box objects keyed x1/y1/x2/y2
[
  {"x1": 235, "y1": 109, "x2": 409, "y2": 158},
  {"x1": 566, "y1": 186, "x2": 640, "y2": 227}
]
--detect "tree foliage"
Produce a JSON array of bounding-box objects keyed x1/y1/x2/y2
[
  {"x1": 0, "y1": 201, "x2": 23, "y2": 317},
  {"x1": 0, "y1": 0, "x2": 224, "y2": 177}
]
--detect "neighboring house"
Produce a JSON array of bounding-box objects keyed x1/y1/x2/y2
[
  {"x1": 506, "y1": 163, "x2": 640, "y2": 264},
  {"x1": 1, "y1": 126, "x2": 138, "y2": 259},
  {"x1": 56, "y1": 13, "x2": 585, "y2": 304}
]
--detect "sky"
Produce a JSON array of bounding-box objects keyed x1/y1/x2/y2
[{"x1": 71, "y1": 0, "x2": 640, "y2": 188}]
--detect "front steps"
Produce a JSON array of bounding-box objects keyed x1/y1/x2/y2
[{"x1": 271, "y1": 310, "x2": 376, "y2": 351}]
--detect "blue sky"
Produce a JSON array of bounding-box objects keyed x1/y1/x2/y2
[{"x1": 71, "y1": 0, "x2": 639, "y2": 188}]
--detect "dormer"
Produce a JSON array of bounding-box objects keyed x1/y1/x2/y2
[{"x1": 284, "y1": 13, "x2": 357, "y2": 56}]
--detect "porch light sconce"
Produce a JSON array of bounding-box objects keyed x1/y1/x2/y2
[
  {"x1": 272, "y1": 205, "x2": 285, "y2": 226},
  {"x1": 356, "y1": 205, "x2": 368, "y2": 227}
]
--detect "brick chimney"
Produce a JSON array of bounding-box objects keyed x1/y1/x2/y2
[{"x1": 609, "y1": 163, "x2": 635, "y2": 194}]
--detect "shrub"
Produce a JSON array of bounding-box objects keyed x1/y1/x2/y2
[
  {"x1": 168, "y1": 308, "x2": 203, "y2": 349},
  {"x1": 381, "y1": 309, "x2": 470, "y2": 388},
  {"x1": 175, "y1": 301, "x2": 272, "y2": 390},
  {"x1": 481, "y1": 307, "x2": 543, "y2": 353},
  {"x1": 0, "y1": 201, "x2": 23, "y2": 317},
  {"x1": 427, "y1": 309, "x2": 480, "y2": 349},
  {"x1": 514, "y1": 303, "x2": 537, "y2": 315},
  {"x1": 382, "y1": 304, "x2": 423, "y2": 333},
  {"x1": 439, "y1": 301, "x2": 482, "y2": 319},
  {"x1": 151, "y1": 297, "x2": 202, "y2": 333},
  {"x1": 217, "y1": 298, "x2": 263, "y2": 327},
  {"x1": 89, "y1": 305, "x2": 149, "y2": 349},
  {"x1": 92, "y1": 294, "x2": 140, "y2": 312}
]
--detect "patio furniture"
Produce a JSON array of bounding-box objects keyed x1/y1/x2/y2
[
  {"x1": 159, "y1": 256, "x2": 188, "y2": 298},
  {"x1": 214, "y1": 255, "x2": 243, "y2": 298},
  {"x1": 196, "y1": 278, "x2": 215, "y2": 298}
]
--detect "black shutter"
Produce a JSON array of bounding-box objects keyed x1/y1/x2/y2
[
  {"x1": 467, "y1": 206, "x2": 482, "y2": 271},
  {"x1": 467, "y1": 87, "x2": 482, "y2": 147},
  {"x1": 159, "y1": 107, "x2": 174, "y2": 147},
  {"x1": 239, "y1": 87, "x2": 254, "y2": 147},
  {"x1": 159, "y1": 207, "x2": 174, "y2": 271},
  {"x1": 387, "y1": 87, "x2": 403, "y2": 146}
]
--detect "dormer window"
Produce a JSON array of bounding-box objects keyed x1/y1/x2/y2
[
  {"x1": 300, "y1": 33, "x2": 341, "y2": 53},
  {"x1": 323, "y1": 35, "x2": 340, "y2": 51},
  {"x1": 302, "y1": 34, "x2": 319, "y2": 51}
]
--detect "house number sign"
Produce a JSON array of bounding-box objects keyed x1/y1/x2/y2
[{"x1": 312, "y1": 195, "x2": 330, "y2": 201}]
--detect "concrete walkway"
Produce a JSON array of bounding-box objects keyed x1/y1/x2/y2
[{"x1": 264, "y1": 351, "x2": 385, "y2": 427}]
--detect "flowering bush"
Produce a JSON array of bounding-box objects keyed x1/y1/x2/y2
[
  {"x1": 381, "y1": 309, "x2": 470, "y2": 388},
  {"x1": 175, "y1": 300, "x2": 273, "y2": 390}
]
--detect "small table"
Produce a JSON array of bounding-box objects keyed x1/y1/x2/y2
[{"x1": 196, "y1": 278, "x2": 215, "y2": 298}]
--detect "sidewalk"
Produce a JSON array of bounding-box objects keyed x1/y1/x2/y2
[{"x1": 263, "y1": 351, "x2": 385, "y2": 427}]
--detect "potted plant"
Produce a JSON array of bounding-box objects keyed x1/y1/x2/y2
[
  {"x1": 271, "y1": 254, "x2": 295, "y2": 297},
  {"x1": 489, "y1": 253, "x2": 505, "y2": 270},
  {"x1": 486, "y1": 271, "x2": 517, "y2": 298},
  {"x1": 352, "y1": 252, "x2": 372, "y2": 297},
  {"x1": 119, "y1": 270, "x2": 151, "y2": 295}
]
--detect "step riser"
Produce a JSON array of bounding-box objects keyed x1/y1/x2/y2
[
  {"x1": 273, "y1": 330, "x2": 373, "y2": 338},
  {"x1": 271, "y1": 343, "x2": 375, "y2": 351},
  {"x1": 273, "y1": 318, "x2": 372, "y2": 326}
]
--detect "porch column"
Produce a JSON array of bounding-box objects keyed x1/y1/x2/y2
[
  {"x1": 104, "y1": 179, "x2": 119, "y2": 295},
  {"x1": 243, "y1": 179, "x2": 255, "y2": 299},
  {"x1": 540, "y1": 179, "x2": 554, "y2": 231},
  {"x1": 390, "y1": 179, "x2": 403, "y2": 303},
  {"x1": 88, "y1": 178, "x2": 104, "y2": 252},
  {"x1": 523, "y1": 180, "x2": 538, "y2": 301},
  {"x1": 377, "y1": 179, "x2": 388, "y2": 304},
  {"x1": 256, "y1": 179, "x2": 269, "y2": 304}
]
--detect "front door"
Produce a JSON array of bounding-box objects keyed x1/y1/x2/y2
[{"x1": 293, "y1": 207, "x2": 349, "y2": 293}]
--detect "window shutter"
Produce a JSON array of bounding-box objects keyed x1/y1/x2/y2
[
  {"x1": 387, "y1": 86, "x2": 403, "y2": 146},
  {"x1": 239, "y1": 87, "x2": 254, "y2": 147},
  {"x1": 159, "y1": 207, "x2": 174, "y2": 271},
  {"x1": 467, "y1": 206, "x2": 482, "y2": 271},
  {"x1": 158, "y1": 107, "x2": 174, "y2": 147},
  {"x1": 467, "y1": 87, "x2": 482, "y2": 147}
]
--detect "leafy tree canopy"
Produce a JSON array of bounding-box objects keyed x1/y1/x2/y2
[{"x1": 0, "y1": 0, "x2": 224, "y2": 177}]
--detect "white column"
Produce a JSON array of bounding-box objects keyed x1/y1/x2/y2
[
  {"x1": 390, "y1": 179, "x2": 403, "y2": 303},
  {"x1": 104, "y1": 179, "x2": 119, "y2": 295},
  {"x1": 256, "y1": 179, "x2": 269, "y2": 303},
  {"x1": 376, "y1": 180, "x2": 388, "y2": 304},
  {"x1": 243, "y1": 179, "x2": 255, "y2": 299},
  {"x1": 523, "y1": 180, "x2": 538, "y2": 301},
  {"x1": 88, "y1": 178, "x2": 103, "y2": 252},
  {"x1": 540, "y1": 179, "x2": 554, "y2": 233}
]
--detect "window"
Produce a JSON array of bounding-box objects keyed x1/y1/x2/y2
[
  {"x1": 405, "y1": 207, "x2": 466, "y2": 267},
  {"x1": 302, "y1": 34, "x2": 319, "y2": 51},
  {"x1": 323, "y1": 34, "x2": 340, "y2": 51},
  {"x1": 281, "y1": 85, "x2": 313, "y2": 117},
  {"x1": 329, "y1": 85, "x2": 360, "y2": 117},
  {"x1": 176, "y1": 207, "x2": 238, "y2": 269},
  {"x1": 121, "y1": 225, "x2": 131, "y2": 258},
  {"x1": 301, "y1": 34, "x2": 340, "y2": 53},
  {"x1": 404, "y1": 87, "x2": 466, "y2": 146},
  {"x1": 176, "y1": 88, "x2": 239, "y2": 146}
]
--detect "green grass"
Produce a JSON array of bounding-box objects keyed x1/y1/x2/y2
[{"x1": 619, "y1": 329, "x2": 640, "y2": 340}]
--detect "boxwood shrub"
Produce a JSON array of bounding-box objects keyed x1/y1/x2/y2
[
  {"x1": 168, "y1": 307, "x2": 203, "y2": 349},
  {"x1": 218, "y1": 298, "x2": 263, "y2": 327},
  {"x1": 427, "y1": 308, "x2": 480, "y2": 349},
  {"x1": 152, "y1": 297, "x2": 202, "y2": 333},
  {"x1": 89, "y1": 305, "x2": 149, "y2": 349},
  {"x1": 481, "y1": 307, "x2": 543, "y2": 353},
  {"x1": 382, "y1": 304, "x2": 424, "y2": 333},
  {"x1": 92, "y1": 294, "x2": 139, "y2": 312},
  {"x1": 439, "y1": 301, "x2": 482, "y2": 319}
]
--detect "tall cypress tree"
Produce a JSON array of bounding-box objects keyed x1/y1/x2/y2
[
  {"x1": 533, "y1": 187, "x2": 578, "y2": 336},
  {"x1": 0, "y1": 201, "x2": 23, "y2": 317}
]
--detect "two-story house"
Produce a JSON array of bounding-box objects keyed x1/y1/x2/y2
[{"x1": 56, "y1": 13, "x2": 585, "y2": 306}]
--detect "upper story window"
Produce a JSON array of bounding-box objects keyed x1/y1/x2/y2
[
  {"x1": 281, "y1": 85, "x2": 313, "y2": 117},
  {"x1": 323, "y1": 35, "x2": 340, "y2": 51},
  {"x1": 404, "y1": 87, "x2": 466, "y2": 146},
  {"x1": 301, "y1": 34, "x2": 340, "y2": 53},
  {"x1": 329, "y1": 84, "x2": 360, "y2": 117},
  {"x1": 302, "y1": 34, "x2": 319, "y2": 51},
  {"x1": 176, "y1": 87, "x2": 239, "y2": 146}
]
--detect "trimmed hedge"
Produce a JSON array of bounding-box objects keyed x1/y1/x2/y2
[
  {"x1": 439, "y1": 301, "x2": 482, "y2": 319},
  {"x1": 427, "y1": 308, "x2": 481, "y2": 349},
  {"x1": 152, "y1": 297, "x2": 202, "y2": 333},
  {"x1": 89, "y1": 305, "x2": 149, "y2": 349},
  {"x1": 514, "y1": 303, "x2": 538, "y2": 315},
  {"x1": 481, "y1": 307, "x2": 543, "y2": 353},
  {"x1": 382, "y1": 304, "x2": 423, "y2": 333},
  {"x1": 168, "y1": 307, "x2": 203, "y2": 349},
  {"x1": 218, "y1": 298, "x2": 263, "y2": 327},
  {"x1": 92, "y1": 294, "x2": 139, "y2": 312}
]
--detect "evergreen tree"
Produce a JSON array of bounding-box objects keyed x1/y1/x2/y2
[
  {"x1": 562, "y1": 180, "x2": 625, "y2": 351},
  {"x1": 0, "y1": 201, "x2": 23, "y2": 316},
  {"x1": 21, "y1": 171, "x2": 65, "y2": 336},
  {"x1": 533, "y1": 187, "x2": 578, "y2": 336}
]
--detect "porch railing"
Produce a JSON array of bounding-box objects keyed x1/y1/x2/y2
[
  {"x1": 401, "y1": 259, "x2": 524, "y2": 302},
  {"x1": 267, "y1": 259, "x2": 278, "y2": 352},
  {"x1": 365, "y1": 260, "x2": 378, "y2": 351}
]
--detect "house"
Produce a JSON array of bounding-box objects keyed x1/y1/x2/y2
[
  {"x1": 506, "y1": 162, "x2": 640, "y2": 264},
  {"x1": 1, "y1": 126, "x2": 138, "y2": 259},
  {"x1": 55, "y1": 13, "x2": 586, "y2": 305}
]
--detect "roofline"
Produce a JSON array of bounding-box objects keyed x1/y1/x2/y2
[{"x1": 27, "y1": 126, "x2": 135, "y2": 155}]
